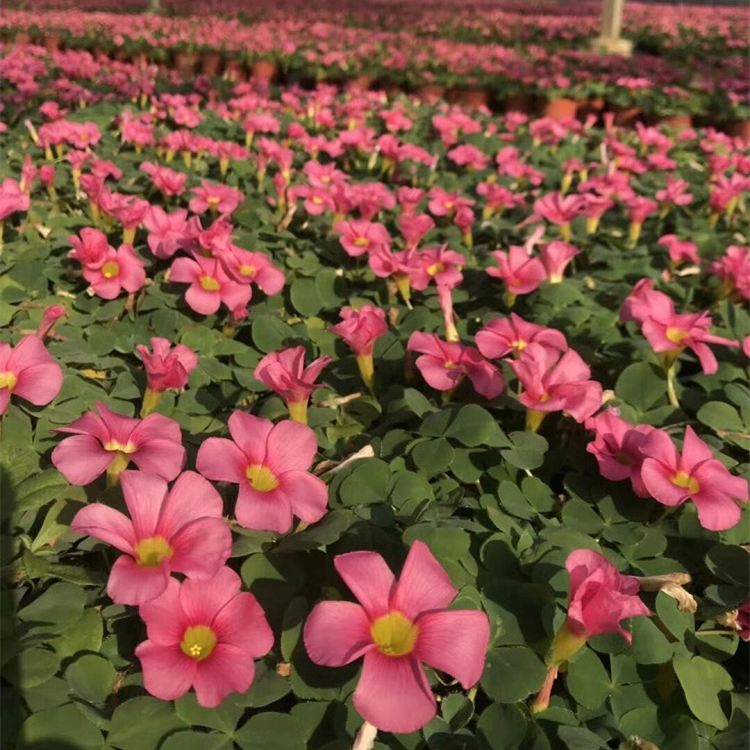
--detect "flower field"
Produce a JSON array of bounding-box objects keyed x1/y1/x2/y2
[{"x1": 1, "y1": 3, "x2": 749, "y2": 750}]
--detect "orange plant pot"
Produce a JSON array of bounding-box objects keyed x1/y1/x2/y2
[{"x1": 541, "y1": 97, "x2": 579, "y2": 121}]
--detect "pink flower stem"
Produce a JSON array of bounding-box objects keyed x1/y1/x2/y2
[
  {"x1": 351, "y1": 721, "x2": 377, "y2": 750},
  {"x1": 530, "y1": 665, "x2": 559, "y2": 714}
]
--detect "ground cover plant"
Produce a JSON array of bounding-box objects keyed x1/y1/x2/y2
[{"x1": 1, "y1": 17, "x2": 750, "y2": 750}]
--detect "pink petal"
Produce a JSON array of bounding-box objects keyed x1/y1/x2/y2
[
  {"x1": 265, "y1": 420, "x2": 318, "y2": 474},
  {"x1": 192, "y1": 643, "x2": 256, "y2": 708},
  {"x1": 304, "y1": 601, "x2": 375, "y2": 667},
  {"x1": 415, "y1": 355, "x2": 462, "y2": 391},
  {"x1": 185, "y1": 284, "x2": 221, "y2": 315},
  {"x1": 211, "y1": 591, "x2": 274, "y2": 658},
  {"x1": 276, "y1": 470, "x2": 328, "y2": 525},
  {"x1": 107, "y1": 555, "x2": 172, "y2": 606},
  {"x1": 680, "y1": 426, "x2": 714, "y2": 470},
  {"x1": 640, "y1": 458, "x2": 689, "y2": 506},
  {"x1": 390, "y1": 541, "x2": 457, "y2": 621},
  {"x1": 414, "y1": 610, "x2": 489, "y2": 688},
  {"x1": 70, "y1": 503, "x2": 135, "y2": 554},
  {"x1": 334, "y1": 551, "x2": 395, "y2": 620},
  {"x1": 170, "y1": 518, "x2": 232, "y2": 579},
  {"x1": 196, "y1": 438, "x2": 248, "y2": 484},
  {"x1": 12, "y1": 358, "x2": 63, "y2": 406},
  {"x1": 139, "y1": 577, "x2": 190, "y2": 645},
  {"x1": 692, "y1": 488, "x2": 743, "y2": 532},
  {"x1": 353, "y1": 651, "x2": 436, "y2": 734},
  {"x1": 120, "y1": 471, "x2": 167, "y2": 540},
  {"x1": 51, "y1": 435, "x2": 114, "y2": 485},
  {"x1": 135, "y1": 641, "x2": 196, "y2": 701},
  {"x1": 235, "y1": 484, "x2": 294, "y2": 533},
  {"x1": 157, "y1": 470, "x2": 225, "y2": 539},
  {"x1": 180, "y1": 567, "x2": 242, "y2": 625},
  {"x1": 130, "y1": 439, "x2": 186, "y2": 481},
  {"x1": 227, "y1": 411, "x2": 274, "y2": 464}
]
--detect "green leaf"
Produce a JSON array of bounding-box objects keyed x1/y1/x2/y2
[
  {"x1": 252, "y1": 315, "x2": 298, "y2": 353},
  {"x1": 161, "y1": 731, "x2": 233, "y2": 750},
  {"x1": 481, "y1": 646, "x2": 547, "y2": 703},
  {"x1": 566, "y1": 647, "x2": 610, "y2": 709},
  {"x1": 441, "y1": 693, "x2": 474, "y2": 730},
  {"x1": 50, "y1": 608, "x2": 103, "y2": 660},
  {"x1": 629, "y1": 616, "x2": 673, "y2": 664},
  {"x1": 500, "y1": 431, "x2": 548, "y2": 471},
  {"x1": 338, "y1": 458, "x2": 391, "y2": 506},
  {"x1": 697, "y1": 402, "x2": 746, "y2": 433},
  {"x1": 476, "y1": 703, "x2": 527, "y2": 750},
  {"x1": 175, "y1": 691, "x2": 243, "y2": 733},
  {"x1": 619, "y1": 707, "x2": 700, "y2": 750},
  {"x1": 65, "y1": 654, "x2": 116, "y2": 705},
  {"x1": 108, "y1": 696, "x2": 187, "y2": 750},
  {"x1": 616, "y1": 362, "x2": 666, "y2": 412},
  {"x1": 411, "y1": 438, "x2": 455, "y2": 473},
  {"x1": 14, "y1": 469, "x2": 83, "y2": 513},
  {"x1": 655, "y1": 591, "x2": 695, "y2": 641},
  {"x1": 3, "y1": 646, "x2": 60, "y2": 689},
  {"x1": 673, "y1": 654, "x2": 733, "y2": 729},
  {"x1": 234, "y1": 711, "x2": 306, "y2": 750},
  {"x1": 233, "y1": 658, "x2": 291, "y2": 708},
  {"x1": 17, "y1": 582, "x2": 86, "y2": 634},
  {"x1": 20, "y1": 703, "x2": 104, "y2": 749},
  {"x1": 705, "y1": 544, "x2": 750, "y2": 587}
]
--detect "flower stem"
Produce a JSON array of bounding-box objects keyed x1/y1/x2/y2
[
  {"x1": 351, "y1": 721, "x2": 377, "y2": 750},
  {"x1": 530, "y1": 666, "x2": 559, "y2": 714},
  {"x1": 665, "y1": 362, "x2": 680, "y2": 408}
]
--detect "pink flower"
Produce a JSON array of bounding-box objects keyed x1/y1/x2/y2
[
  {"x1": 330, "y1": 306, "x2": 388, "y2": 390},
  {"x1": 330, "y1": 306, "x2": 388, "y2": 357},
  {"x1": 140, "y1": 162, "x2": 187, "y2": 198},
  {"x1": 82, "y1": 244, "x2": 146, "y2": 300},
  {"x1": 398, "y1": 213, "x2": 435, "y2": 250},
  {"x1": 533, "y1": 192, "x2": 585, "y2": 239},
  {"x1": 136, "y1": 337, "x2": 198, "y2": 393},
  {"x1": 0, "y1": 336, "x2": 63, "y2": 415},
  {"x1": 216, "y1": 246, "x2": 286, "y2": 295},
  {"x1": 564, "y1": 549, "x2": 650, "y2": 644},
  {"x1": 253, "y1": 346, "x2": 332, "y2": 424},
  {"x1": 710, "y1": 245, "x2": 750, "y2": 300},
  {"x1": 189, "y1": 181, "x2": 244, "y2": 215},
  {"x1": 35, "y1": 305, "x2": 66, "y2": 341},
  {"x1": 0, "y1": 178, "x2": 31, "y2": 222},
  {"x1": 476, "y1": 314, "x2": 567, "y2": 360},
  {"x1": 487, "y1": 246, "x2": 546, "y2": 303},
  {"x1": 68, "y1": 227, "x2": 110, "y2": 270},
  {"x1": 655, "y1": 176, "x2": 693, "y2": 210},
  {"x1": 70, "y1": 471, "x2": 231, "y2": 605},
  {"x1": 508, "y1": 343, "x2": 602, "y2": 429},
  {"x1": 639, "y1": 426, "x2": 749, "y2": 531},
  {"x1": 143, "y1": 207, "x2": 191, "y2": 259},
  {"x1": 639, "y1": 300, "x2": 738, "y2": 374},
  {"x1": 585, "y1": 410, "x2": 656, "y2": 497},
  {"x1": 579, "y1": 193, "x2": 614, "y2": 234},
  {"x1": 197, "y1": 412, "x2": 327, "y2": 534},
  {"x1": 738, "y1": 601, "x2": 750, "y2": 641},
  {"x1": 169, "y1": 256, "x2": 252, "y2": 316},
  {"x1": 304, "y1": 541, "x2": 489, "y2": 733},
  {"x1": 657, "y1": 235, "x2": 700, "y2": 266},
  {"x1": 135, "y1": 567, "x2": 273, "y2": 707},
  {"x1": 407, "y1": 332, "x2": 504, "y2": 400},
  {"x1": 540, "y1": 241, "x2": 579, "y2": 284},
  {"x1": 334, "y1": 220, "x2": 391, "y2": 258},
  {"x1": 409, "y1": 245, "x2": 464, "y2": 291},
  {"x1": 52, "y1": 402, "x2": 185, "y2": 486}
]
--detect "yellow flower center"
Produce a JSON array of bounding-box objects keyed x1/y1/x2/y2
[
  {"x1": 239, "y1": 265, "x2": 257, "y2": 277},
  {"x1": 666, "y1": 327, "x2": 689, "y2": 345},
  {"x1": 207, "y1": 196, "x2": 220, "y2": 205},
  {"x1": 103, "y1": 440, "x2": 137, "y2": 454},
  {"x1": 180, "y1": 625, "x2": 217, "y2": 661},
  {"x1": 511, "y1": 339, "x2": 527, "y2": 351},
  {"x1": 311, "y1": 196, "x2": 323, "y2": 204},
  {"x1": 427, "y1": 262, "x2": 445, "y2": 276},
  {"x1": 443, "y1": 360, "x2": 462, "y2": 370},
  {"x1": 102, "y1": 261, "x2": 120, "y2": 279},
  {"x1": 246, "y1": 464, "x2": 279, "y2": 492},
  {"x1": 353, "y1": 237, "x2": 370, "y2": 247},
  {"x1": 670, "y1": 470, "x2": 699, "y2": 495},
  {"x1": 134, "y1": 536, "x2": 173, "y2": 567},
  {"x1": 199, "y1": 275, "x2": 221, "y2": 291},
  {"x1": 0, "y1": 371, "x2": 18, "y2": 390},
  {"x1": 370, "y1": 611, "x2": 419, "y2": 657}
]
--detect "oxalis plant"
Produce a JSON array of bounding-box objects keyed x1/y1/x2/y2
[{"x1": 0, "y1": 31, "x2": 749, "y2": 750}]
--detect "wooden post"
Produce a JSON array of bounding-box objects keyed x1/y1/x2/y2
[{"x1": 593, "y1": 0, "x2": 633, "y2": 56}]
